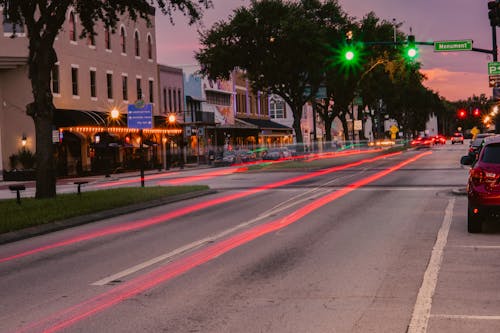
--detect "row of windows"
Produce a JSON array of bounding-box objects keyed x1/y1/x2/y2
[
  {"x1": 206, "y1": 91, "x2": 231, "y2": 107},
  {"x1": 52, "y1": 64, "x2": 154, "y2": 103},
  {"x1": 68, "y1": 11, "x2": 153, "y2": 59},
  {"x1": 162, "y1": 88, "x2": 183, "y2": 113}
]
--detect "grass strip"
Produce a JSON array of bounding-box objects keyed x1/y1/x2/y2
[{"x1": 0, "y1": 185, "x2": 208, "y2": 234}]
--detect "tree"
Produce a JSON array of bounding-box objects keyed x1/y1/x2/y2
[
  {"x1": 1, "y1": 0, "x2": 211, "y2": 199},
  {"x1": 316, "y1": 12, "x2": 403, "y2": 143},
  {"x1": 196, "y1": 0, "x2": 336, "y2": 145}
]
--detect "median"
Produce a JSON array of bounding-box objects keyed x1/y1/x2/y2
[{"x1": 0, "y1": 186, "x2": 210, "y2": 239}]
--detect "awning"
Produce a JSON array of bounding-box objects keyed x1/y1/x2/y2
[
  {"x1": 237, "y1": 118, "x2": 293, "y2": 132},
  {"x1": 54, "y1": 109, "x2": 109, "y2": 127}
]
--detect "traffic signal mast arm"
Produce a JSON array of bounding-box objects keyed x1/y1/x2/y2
[{"x1": 363, "y1": 41, "x2": 495, "y2": 56}]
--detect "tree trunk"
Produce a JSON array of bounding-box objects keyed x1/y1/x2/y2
[{"x1": 27, "y1": 41, "x2": 57, "y2": 198}]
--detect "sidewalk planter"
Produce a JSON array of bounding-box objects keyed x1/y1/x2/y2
[{"x1": 3, "y1": 169, "x2": 36, "y2": 181}]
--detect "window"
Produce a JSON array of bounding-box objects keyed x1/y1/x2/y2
[
  {"x1": 168, "y1": 89, "x2": 172, "y2": 112},
  {"x1": 178, "y1": 90, "x2": 182, "y2": 111},
  {"x1": 90, "y1": 70, "x2": 96, "y2": 98},
  {"x1": 481, "y1": 145, "x2": 500, "y2": 164},
  {"x1": 3, "y1": 12, "x2": 25, "y2": 35},
  {"x1": 147, "y1": 34, "x2": 153, "y2": 60},
  {"x1": 163, "y1": 88, "x2": 167, "y2": 112},
  {"x1": 106, "y1": 73, "x2": 113, "y2": 99},
  {"x1": 134, "y1": 30, "x2": 140, "y2": 57},
  {"x1": 206, "y1": 91, "x2": 231, "y2": 106},
  {"x1": 69, "y1": 11, "x2": 76, "y2": 42},
  {"x1": 120, "y1": 26, "x2": 126, "y2": 54},
  {"x1": 51, "y1": 65, "x2": 60, "y2": 94},
  {"x1": 148, "y1": 80, "x2": 154, "y2": 103},
  {"x1": 270, "y1": 99, "x2": 285, "y2": 119},
  {"x1": 87, "y1": 33, "x2": 95, "y2": 47},
  {"x1": 173, "y1": 89, "x2": 177, "y2": 112},
  {"x1": 122, "y1": 75, "x2": 128, "y2": 101},
  {"x1": 71, "y1": 67, "x2": 79, "y2": 96},
  {"x1": 105, "y1": 28, "x2": 111, "y2": 50},
  {"x1": 136, "y1": 78, "x2": 142, "y2": 100}
]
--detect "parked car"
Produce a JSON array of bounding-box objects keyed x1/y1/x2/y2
[
  {"x1": 213, "y1": 151, "x2": 237, "y2": 166},
  {"x1": 235, "y1": 149, "x2": 257, "y2": 163},
  {"x1": 451, "y1": 132, "x2": 464, "y2": 144},
  {"x1": 411, "y1": 136, "x2": 433, "y2": 148},
  {"x1": 461, "y1": 135, "x2": 500, "y2": 233},
  {"x1": 262, "y1": 148, "x2": 290, "y2": 160}
]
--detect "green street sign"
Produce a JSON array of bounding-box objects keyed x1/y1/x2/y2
[
  {"x1": 434, "y1": 40, "x2": 472, "y2": 52},
  {"x1": 488, "y1": 62, "x2": 500, "y2": 75}
]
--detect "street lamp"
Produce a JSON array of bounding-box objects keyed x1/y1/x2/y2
[{"x1": 105, "y1": 108, "x2": 120, "y2": 177}]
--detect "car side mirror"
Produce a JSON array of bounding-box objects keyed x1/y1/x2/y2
[{"x1": 460, "y1": 155, "x2": 474, "y2": 166}]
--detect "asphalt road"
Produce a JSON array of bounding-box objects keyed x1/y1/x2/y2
[{"x1": 2, "y1": 143, "x2": 499, "y2": 332}]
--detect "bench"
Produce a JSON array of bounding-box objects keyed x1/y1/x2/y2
[
  {"x1": 9, "y1": 184, "x2": 26, "y2": 204},
  {"x1": 74, "y1": 181, "x2": 88, "y2": 195}
]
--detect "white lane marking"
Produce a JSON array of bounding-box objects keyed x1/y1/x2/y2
[
  {"x1": 91, "y1": 240, "x2": 207, "y2": 286},
  {"x1": 408, "y1": 198, "x2": 455, "y2": 333},
  {"x1": 431, "y1": 314, "x2": 500, "y2": 320},
  {"x1": 92, "y1": 173, "x2": 358, "y2": 286}
]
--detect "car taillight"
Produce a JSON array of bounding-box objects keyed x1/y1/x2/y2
[
  {"x1": 471, "y1": 168, "x2": 499, "y2": 185},
  {"x1": 470, "y1": 168, "x2": 484, "y2": 183}
]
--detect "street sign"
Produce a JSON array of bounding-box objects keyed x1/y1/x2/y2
[
  {"x1": 488, "y1": 62, "x2": 500, "y2": 75},
  {"x1": 354, "y1": 120, "x2": 362, "y2": 131},
  {"x1": 127, "y1": 102, "x2": 153, "y2": 129},
  {"x1": 433, "y1": 40, "x2": 472, "y2": 52},
  {"x1": 489, "y1": 75, "x2": 500, "y2": 87}
]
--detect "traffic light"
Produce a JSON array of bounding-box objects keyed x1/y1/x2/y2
[
  {"x1": 458, "y1": 109, "x2": 467, "y2": 119},
  {"x1": 488, "y1": 1, "x2": 500, "y2": 27},
  {"x1": 343, "y1": 31, "x2": 356, "y2": 62},
  {"x1": 404, "y1": 35, "x2": 418, "y2": 60},
  {"x1": 473, "y1": 108, "x2": 481, "y2": 117}
]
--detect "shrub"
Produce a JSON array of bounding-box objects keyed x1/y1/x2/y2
[{"x1": 17, "y1": 148, "x2": 36, "y2": 169}]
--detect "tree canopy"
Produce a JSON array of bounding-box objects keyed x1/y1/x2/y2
[{"x1": 1, "y1": 0, "x2": 211, "y2": 198}]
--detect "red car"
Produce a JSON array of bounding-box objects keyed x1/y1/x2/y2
[
  {"x1": 433, "y1": 135, "x2": 446, "y2": 144},
  {"x1": 411, "y1": 136, "x2": 433, "y2": 148},
  {"x1": 461, "y1": 136, "x2": 500, "y2": 232}
]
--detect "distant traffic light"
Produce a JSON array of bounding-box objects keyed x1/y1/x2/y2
[
  {"x1": 473, "y1": 108, "x2": 481, "y2": 117},
  {"x1": 488, "y1": 1, "x2": 500, "y2": 26},
  {"x1": 458, "y1": 109, "x2": 467, "y2": 119},
  {"x1": 404, "y1": 35, "x2": 418, "y2": 60}
]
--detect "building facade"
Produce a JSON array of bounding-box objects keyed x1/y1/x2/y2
[{"x1": 0, "y1": 7, "x2": 162, "y2": 176}]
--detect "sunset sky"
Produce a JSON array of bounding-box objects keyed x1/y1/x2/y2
[{"x1": 155, "y1": 0, "x2": 494, "y2": 102}]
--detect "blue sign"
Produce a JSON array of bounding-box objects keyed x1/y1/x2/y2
[{"x1": 128, "y1": 102, "x2": 152, "y2": 129}]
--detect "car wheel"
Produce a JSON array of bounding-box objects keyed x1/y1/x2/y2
[{"x1": 467, "y1": 204, "x2": 482, "y2": 233}]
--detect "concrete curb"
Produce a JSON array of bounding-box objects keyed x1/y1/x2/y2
[{"x1": 0, "y1": 189, "x2": 217, "y2": 245}]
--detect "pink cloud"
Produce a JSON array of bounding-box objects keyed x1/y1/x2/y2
[{"x1": 421, "y1": 68, "x2": 490, "y2": 101}]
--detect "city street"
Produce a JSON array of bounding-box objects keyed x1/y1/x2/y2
[{"x1": 2, "y1": 143, "x2": 500, "y2": 332}]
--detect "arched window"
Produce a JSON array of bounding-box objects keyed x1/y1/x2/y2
[
  {"x1": 134, "y1": 30, "x2": 140, "y2": 57},
  {"x1": 69, "y1": 11, "x2": 76, "y2": 41},
  {"x1": 147, "y1": 34, "x2": 153, "y2": 60},
  {"x1": 120, "y1": 26, "x2": 126, "y2": 54},
  {"x1": 105, "y1": 28, "x2": 111, "y2": 50}
]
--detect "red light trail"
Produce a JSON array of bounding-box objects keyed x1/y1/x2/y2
[
  {"x1": 14, "y1": 151, "x2": 432, "y2": 333},
  {"x1": 1, "y1": 151, "x2": 401, "y2": 264}
]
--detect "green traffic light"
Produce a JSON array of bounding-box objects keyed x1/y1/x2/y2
[
  {"x1": 407, "y1": 47, "x2": 417, "y2": 58},
  {"x1": 345, "y1": 50, "x2": 355, "y2": 61}
]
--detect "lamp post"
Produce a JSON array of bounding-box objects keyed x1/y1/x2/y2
[
  {"x1": 165, "y1": 114, "x2": 182, "y2": 170},
  {"x1": 105, "y1": 108, "x2": 120, "y2": 177}
]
